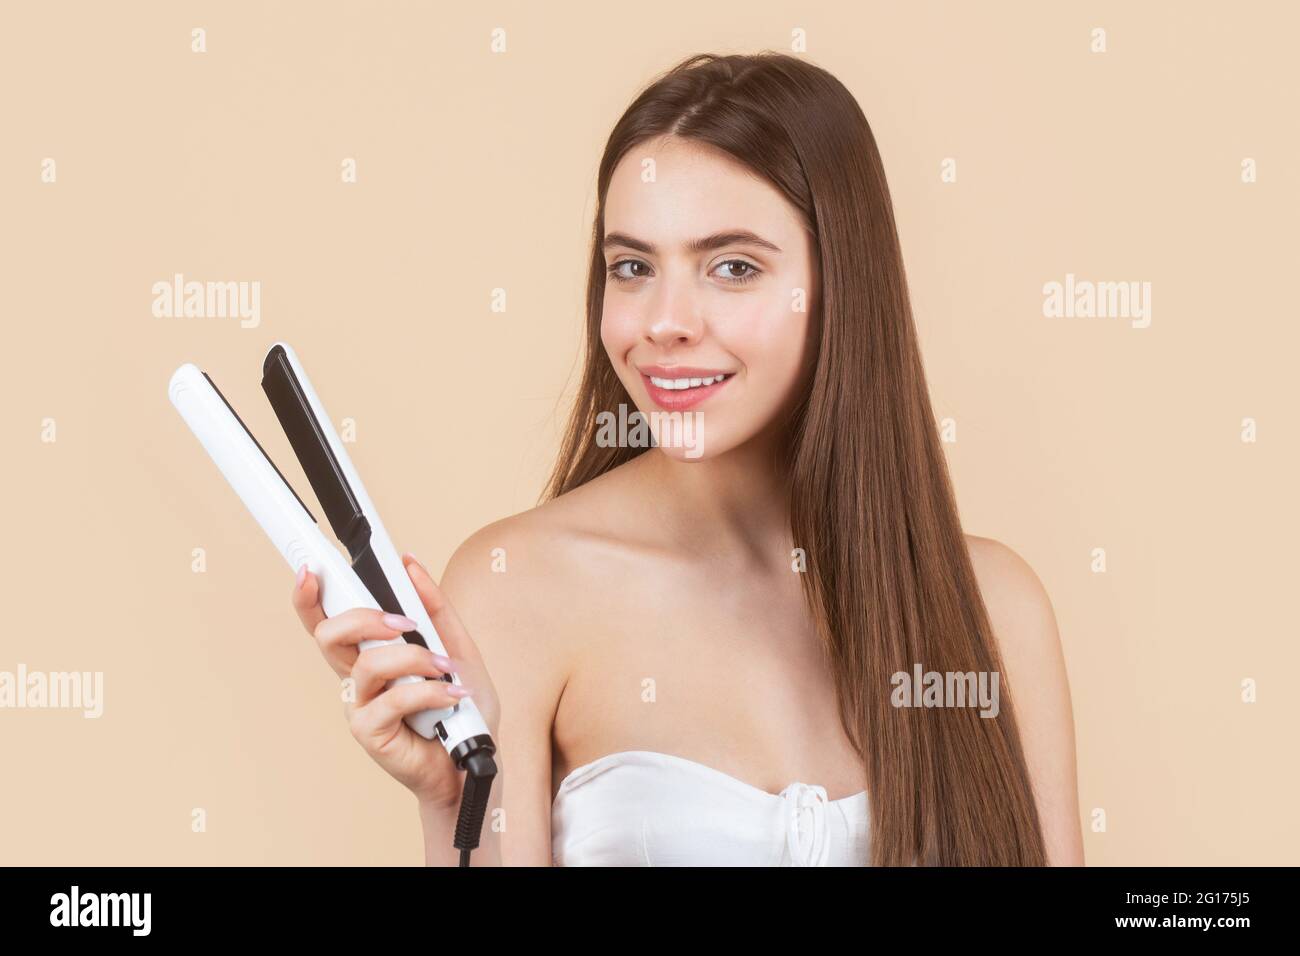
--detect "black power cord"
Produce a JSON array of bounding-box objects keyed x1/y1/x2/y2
[{"x1": 453, "y1": 747, "x2": 498, "y2": 867}]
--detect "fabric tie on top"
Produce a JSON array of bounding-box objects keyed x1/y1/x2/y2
[{"x1": 782, "y1": 782, "x2": 830, "y2": 866}]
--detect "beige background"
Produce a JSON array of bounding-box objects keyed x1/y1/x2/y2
[{"x1": 1, "y1": 1, "x2": 1295, "y2": 865}]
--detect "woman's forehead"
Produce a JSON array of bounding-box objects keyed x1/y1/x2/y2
[{"x1": 605, "y1": 150, "x2": 801, "y2": 250}]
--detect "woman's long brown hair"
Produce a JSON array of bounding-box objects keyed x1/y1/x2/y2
[{"x1": 543, "y1": 51, "x2": 1046, "y2": 866}]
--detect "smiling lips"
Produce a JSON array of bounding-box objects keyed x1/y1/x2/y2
[{"x1": 638, "y1": 365, "x2": 735, "y2": 411}]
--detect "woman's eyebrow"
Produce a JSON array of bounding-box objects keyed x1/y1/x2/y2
[{"x1": 602, "y1": 229, "x2": 782, "y2": 255}]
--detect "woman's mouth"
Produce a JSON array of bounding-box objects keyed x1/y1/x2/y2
[{"x1": 640, "y1": 369, "x2": 735, "y2": 411}]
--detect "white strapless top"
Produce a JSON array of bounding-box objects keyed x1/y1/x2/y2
[{"x1": 551, "y1": 750, "x2": 871, "y2": 866}]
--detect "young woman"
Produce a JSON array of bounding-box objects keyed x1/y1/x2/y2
[{"x1": 291, "y1": 51, "x2": 1083, "y2": 866}]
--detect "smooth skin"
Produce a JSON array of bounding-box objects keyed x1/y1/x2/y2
[{"x1": 291, "y1": 134, "x2": 1084, "y2": 867}]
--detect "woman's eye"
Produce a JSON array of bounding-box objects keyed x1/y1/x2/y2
[
  {"x1": 606, "y1": 260, "x2": 650, "y2": 283},
  {"x1": 712, "y1": 259, "x2": 762, "y2": 285}
]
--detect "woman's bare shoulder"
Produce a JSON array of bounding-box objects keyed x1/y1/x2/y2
[
  {"x1": 435, "y1": 460, "x2": 647, "y2": 668},
  {"x1": 443, "y1": 460, "x2": 646, "y2": 584},
  {"x1": 963, "y1": 534, "x2": 1065, "y2": 699},
  {"x1": 964, "y1": 533, "x2": 1084, "y2": 865},
  {"x1": 964, "y1": 535, "x2": 1057, "y2": 632}
]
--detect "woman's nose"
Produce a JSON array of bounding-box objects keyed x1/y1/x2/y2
[{"x1": 641, "y1": 281, "x2": 704, "y2": 349}]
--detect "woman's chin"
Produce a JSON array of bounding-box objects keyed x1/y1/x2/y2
[
  {"x1": 653, "y1": 444, "x2": 708, "y2": 463},
  {"x1": 600, "y1": 398, "x2": 757, "y2": 461},
  {"x1": 648, "y1": 423, "x2": 750, "y2": 463}
]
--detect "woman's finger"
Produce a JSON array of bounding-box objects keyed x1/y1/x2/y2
[
  {"x1": 291, "y1": 566, "x2": 326, "y2": 635},
  {"x1": 314, "y1": 607, "x2": 410, "y2": 654},
  {"x1": 305, "y1": 607, "x2": 410, "y2": 679},
  {"x1": 401, "y1": 554, "x2": 481, "y2": 669},
  {"x1": 349, "y1": 679, "x2": 472, "y2": 749},
  {"x1": 350, "y1": 643, "x2": 451, "y2": 703}
]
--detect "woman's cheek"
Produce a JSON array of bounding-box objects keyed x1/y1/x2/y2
[
  {"x1": 599, "y1": 305, "x2": 638, "y2": 366},
  {"x1": 714, "y1": 297, "x2": 809, "y2": 390}
]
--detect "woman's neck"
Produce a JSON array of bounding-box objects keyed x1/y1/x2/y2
[{"x1": 633, "y1": 432, "x2": 793, "y2": 569}]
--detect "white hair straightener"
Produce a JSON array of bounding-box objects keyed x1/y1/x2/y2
[{"x1": 168, "y1": 342, "x2": 497, "y2": 865}]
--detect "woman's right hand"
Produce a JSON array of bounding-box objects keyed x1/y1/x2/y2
[{"x1": 290, "y1": 554, "x2": 502, "y2": 810}]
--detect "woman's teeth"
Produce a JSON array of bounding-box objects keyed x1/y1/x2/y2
[{"x1": 648, "y1": 373, "x2": 731, "y2": 390}]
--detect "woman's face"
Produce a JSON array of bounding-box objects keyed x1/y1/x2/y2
[{"x1": 600, "y1": 134, "x2": 819, "y2": 461}]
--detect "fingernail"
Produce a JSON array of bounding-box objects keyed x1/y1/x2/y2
[
  {"x1": 382, "y1": 612, "x2": 418, "y2": 632},
  {"x1": 404, "y1": 552, "x2": 428, "y2": 574},
  {"x1": 446, "y1": 685, "x2": 473, "y2": 698},
  {"x1": 431, "y1": 653, "x2": 454, "y2": 670},
  {"x1": 295, "y1": 565, "x2": 307, "y2": 590}
]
